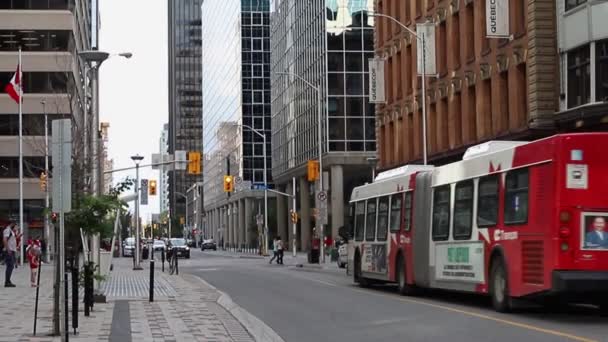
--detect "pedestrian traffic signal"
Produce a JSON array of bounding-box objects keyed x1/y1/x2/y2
[
  {"x1": 51, "y1": 212, "x2": 58, "y2": 223},
  {"x1": 290, "y1": 210, "x2": 299, "y2": 224},
  {"x1": 307, "y1": 160, "x2": 319, "y2": 182},
  {"x1": 39, "y1": 172, "x2": 47, "y2": 191},
  {"x1": 223, "y1": 175, "x2": 234, "y2": 192},
  {"x1": 149, "y1": 180, "x2": 157, "y2": 195},
  {"x1": 188, "y1": 151, "x2": 201, "y2": 175}
]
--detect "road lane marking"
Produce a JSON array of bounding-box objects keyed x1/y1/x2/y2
[
  {"x1": 196, "y1": 268, "x2": 219, "y2": 272},
  {"x1": 350, "y1": 288, "x2": 598, "y2": 342},
  {"x1": 309, "y1": 278, "x2": 338, "y2": 287}
]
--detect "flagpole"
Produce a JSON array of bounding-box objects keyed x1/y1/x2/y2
[{"x1": 18, "y1": 47, "x2": 24, "y2": 266}]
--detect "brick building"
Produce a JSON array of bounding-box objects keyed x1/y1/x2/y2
[{"x1": 375, "y1": 0, "x2": 559, "y2": 170}]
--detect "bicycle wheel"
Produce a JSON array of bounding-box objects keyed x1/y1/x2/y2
[{"x1": 169, "y1": 255, "x2": 176, "y2": 275}]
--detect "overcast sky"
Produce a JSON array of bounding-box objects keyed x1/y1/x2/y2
[{"x1": 99, "y1": 0, "x2": 168, "y2": 222}]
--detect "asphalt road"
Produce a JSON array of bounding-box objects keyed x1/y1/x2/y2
[{"x1": 178, "y1": 250, "x2": 608, "y2": 342}]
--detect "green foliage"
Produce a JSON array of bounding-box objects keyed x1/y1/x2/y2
[{"x1": 65, "y1": 177, "x2": 134, "y2": 239}]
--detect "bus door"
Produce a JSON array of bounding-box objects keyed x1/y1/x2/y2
[{"x1": 361, "y1": 198, "x2": 389, "y2": 279}]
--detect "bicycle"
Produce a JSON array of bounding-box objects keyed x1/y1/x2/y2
[{"x1": 168, "y1": 249, "x2": 178, "y2": 275}]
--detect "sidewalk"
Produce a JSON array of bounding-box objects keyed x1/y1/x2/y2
[{"x1": 0, "y1": 257, "x2": 265, "y2": 341}]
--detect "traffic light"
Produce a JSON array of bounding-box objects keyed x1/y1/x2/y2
[
  {"x1": 223, "y1": 175, "x2": 234, "y2": 192},
  {"x1": 149, "y1": 180, "x2": 157, "y2": 195},
  {"x1": 307, "y1": 160, "x2": 319, "y2": 182},
  {"x1": 290, "y1": 210, "x2": 299, "y2": 224},
  {"x1": 188, "y1": 151, "x2": 201, "y2": 175},
  {"x1": 51, "y1": 212, "x2": 58, "y2": 223},
  {"x1": 39, "y1": 172, "x2": 47, "y2": 191}
]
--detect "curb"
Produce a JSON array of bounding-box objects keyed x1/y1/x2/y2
[{"x1": 189, "y1": 274, "x2": 285, "y2": 342}]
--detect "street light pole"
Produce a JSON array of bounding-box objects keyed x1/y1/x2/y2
[
  {"x1": 175, "y1": 192, "x2": 188, "y2": 238},
  {"x1": 369, "y1": 13, "x2": 428, "y2": 165},
  {"x1": 42, "y1": 99, "x2": 51, "y2": 262},
  {"x1": 131, "y1": 154, "x2": 144, "y2": 270},
  {"x1": 276, "y1": 71, "x2": 325, "y2": 262}
]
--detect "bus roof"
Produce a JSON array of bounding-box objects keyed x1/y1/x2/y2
[{"x1": 350, "y1": 164, "x2": 434, "y2": 202}]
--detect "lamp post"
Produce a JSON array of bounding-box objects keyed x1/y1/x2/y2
[
  {"x1": 175, "y1": 192, "x2": 188, "y2": 239},
  {"x1": 366, "y1": 157, "x2": 379, "y2": 180},
  {"x1": 131, "y1": 154, "x2": 144, "y2": 270},
  {"x1": 368, "y1": 13, "x2": 429, "y2": 165},
  {"x1": 232, "y1": 123, "x2": 269, "y2": 255},
  {"x1": 41, "y1": 99, "x2": 51, "y2": 262},
  {"x1": 276, "y1": 71, "x2": 325, "y2": 262}
]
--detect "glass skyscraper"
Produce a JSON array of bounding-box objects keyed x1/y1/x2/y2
[
  {"x1": 202, "y1": 0, "x2": 272, "y2": 247},
  {"x1": 270, "y1": 0, "x2": 376, "y2": 249},
  {"x1": 168, "y1": 0, "x2": 204, "y2": 224}
]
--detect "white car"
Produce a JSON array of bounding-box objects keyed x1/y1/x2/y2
[{"x1": 337, "y1": 243, "x2": 348, "y2": 268}]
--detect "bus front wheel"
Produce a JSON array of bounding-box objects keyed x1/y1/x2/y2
[
  {"x1": 490, "y1": 260, "x2": 512, "y2": 312},
  {"x1": 396, "y1": 256, "x2": 415, "y2": 296}
]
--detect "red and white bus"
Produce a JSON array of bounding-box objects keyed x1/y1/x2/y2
[{"x1": 346, "y1": 133, "x2": 608, "y2": 312}]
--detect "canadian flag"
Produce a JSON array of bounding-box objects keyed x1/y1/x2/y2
[{"x1": 5, "y1": 64, "x2": 22, "y2": 103}]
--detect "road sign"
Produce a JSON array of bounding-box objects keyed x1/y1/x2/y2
[
  {"x1": 234, "y1": 176, "x2": 242, "y2": 185},
  {"x1": 140, "y1": 179, "x2": 148, "y2": 205},
  {"x1": 175, "y1": 150, "x2": 187, "y2": 170},
  {"x1": 317, "y1": 190, "x2": 327, "y2": 202},
  {"x1": 51, "y1": 119, "x2": 71, "y2": 213}
]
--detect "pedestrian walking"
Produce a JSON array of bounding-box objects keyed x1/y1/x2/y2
[
  {"x1": 3, "y1": 222, "x2": 17, "y2": 287},
  {"x1": 26, "y1": 240, "x2": 40, "y2": 287},
  {"x1": 269, "y1": 237, "x2": 278, "y2": 264},
  {"x1": 276, "y1": 236, "x2": 284, "y2": 265}
]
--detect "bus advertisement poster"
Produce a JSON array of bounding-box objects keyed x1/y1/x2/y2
[
  {"x1": 435, "y1": 242, "x2": 484, "y2": 283},
  {"x1": 363, "y1": 244, "x2": 387, "y2": 273}
]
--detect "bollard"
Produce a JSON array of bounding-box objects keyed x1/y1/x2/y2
[
  {"x1": 71, "y1": 258, "x2": 78, "y2": 335},
  {"x1": 175, "y1": 253, "x2": 179, "y2": 275},
  {"x1": 33, "y1": 258, "x2": 42, "y2": 336},
  {"x1": 83, "y1": 262, "x2": 94, "y2": 317},
  {"x1": 161, "y1": 249, "x2": 165, "y2": 272},
  {"x1": 64, "y1": 272, "x2": 69, "y2": 342},
  {"x1": 149, "y1": 260, "x2": 154, "y2": 302}
]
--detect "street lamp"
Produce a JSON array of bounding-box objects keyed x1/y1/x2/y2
[
  {"x1": 231, "y1": 123, "x2": 269, "y2": 256},
  {"x1": 131, "y1": 154, "x2": 144, "y2": 270},
  {"x1": 275, "y1": 71, "x2": 326, "y2": 262},
  {"x1": 366, "y1": 157, "x2": 379, "y2": 180},
  {"x1": 368, "y1": 13, "x2": 430, "y2": 165},
  {"x1": 175, "y1": 192, "x2": 188, "y2": 239}
]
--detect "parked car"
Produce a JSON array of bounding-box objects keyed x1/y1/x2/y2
[
  {"x1": 201, "y1": 239, "x2": 217, "y2": 251},
  {"x1": 337, "y1": 241, "x2": 347, "y2": 269},
  {"x1": 168, "y1": 238, "x2": 190, "y2": 258},
  {"x1": 122, "y1": 237, "x2": 135, "y2": 257},
  {"x1": 142, "y1": 239, "x2": 166, "y2": 259}
]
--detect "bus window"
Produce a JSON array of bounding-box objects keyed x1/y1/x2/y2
[
  {"x1": 354, "y1": 202, "x2": 365, "y2": 241},
  {"x1": 365, "y1": 199, "x2": 377, "y2": 241},
  {"x1": 377, "y1": 197, "x2": 389, "y2": 241},
  {"x1": 404, "y1": 192, "x2": 412, "y2": 231},
  {"x1": 477, "y1": 175, "x2": 499, "y2": 227},
  {"x1": 454, "y1": 180, "x2": 474, "y2": 240},
  {"x1": 389, "y1": 193, "x2": 402, "y2": 232},
  {"x1": 432, "y1": 185, "x2": 451, "y2": 241},
  {"x1": 504, "y1": 168, "x2": 529, "y2": 225}
]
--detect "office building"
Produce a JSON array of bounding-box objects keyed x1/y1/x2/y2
[
  {"x1": 167, "y1": 0, "x2": 204, "y2": 224},
  {"x1": 0, "y1": 1, "x2": 93, "y2": 238},
  {"x1": 270, "y1": 0, "x2": 376, "y2": 250},
  {"x1": 555, "y1": 0, "x2": 608, "y2": 130},
  {"x1": 375, "y1": 0, "x2": 559, "y2": 169},
  {"x1": 202, "y1": 0, "x2": 273, "y2": 248}
]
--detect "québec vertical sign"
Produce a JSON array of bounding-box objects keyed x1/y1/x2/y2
[
  {"x1": 368, "y1": 58, "x2": 386, "y2": 103},
  {"x1": 486, "y1": 0, "x2": 510, "y2": 38}
]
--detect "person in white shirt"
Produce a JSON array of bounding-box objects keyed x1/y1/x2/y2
[
  {"x1": 276, "y1": 236, "x2": 284, "y2": 265},
  {"x1": 269, "y1": 237, "x2": 278, "y2": 264}
]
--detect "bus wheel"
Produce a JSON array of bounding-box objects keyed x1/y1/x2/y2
[
  {"x1": 490, "y1": 260, "x2": 511, "y2": 312},
  {"x1": 354, "y1": 252, "x2": 369, "y2": 287},
  {"x1": 397, "y1": 256, "x2": 415, "y2": 296}
]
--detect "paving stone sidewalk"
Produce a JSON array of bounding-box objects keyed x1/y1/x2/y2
[{"x1": 0, "y1": 257, "x2": 254, "y2": 342}]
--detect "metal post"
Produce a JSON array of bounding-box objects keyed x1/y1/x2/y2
[
  {"x1": 317, "y1": 87, "x2": 325, "y2": 263},
  {"x1": 18, "y1": 48, "x2": 24, "y2": 266},
  {"x1": 91, "y1": 68, "x2": 100, "y2": 195},
  {"x1": 83, "y1": 66, "x2": 89, "y2": 191},
  {"x1": 149, "y1": 260, "x2": 154, "y2": 302},
  {"x1": 64, "y1": 271, "x2": 69, "y2": 342},
  {"x1": 185, "y1": 195, "x2": 189, "y2": 235},
  {"x1": 43, "y1": 100, "x2": 50, "y2": 262},
  {"x1": 292, "y1": 177, "x2": 297, "y2": 258},
  {"x1": 421, "y1": 32, "x2": 428, "y2": 166},
  {"x1": 134, "y1": 161, "x2": 142, "y2": 270},
  {"x1": 262, "y1": 133, "x2": 268, "y2": 256}
]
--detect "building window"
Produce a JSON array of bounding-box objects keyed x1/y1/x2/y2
[
  {"x1": 0, "y1": 30, "x2": 71, "y2": 51},
  {"x1": 596, "y1": 40, "x2": 608, "y2": 101},
  {"x1": 0, "y1": 72, "x2": 68, "y2": 93},
  {"x1": 566, "y1": 0, "x2": 587, "y2": 12},
  {"x1": 567, "y1": 44, "x2": 590, "y2": 108},
  {"x1": 438, "y1": 21, "x2": 447, "y2": 76},
  {"x1": 452, "y1": 12, "x2": 461, "y2": 69},
  {"x1": 465, "y1": 2, "x2": 474, "y2": 62},
  {"x1": 432, "y1": 185, "x2": 451, "y2": 241},
  {"x1": 504, "y1": 168, "x2": 529, "y2": 225}
]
